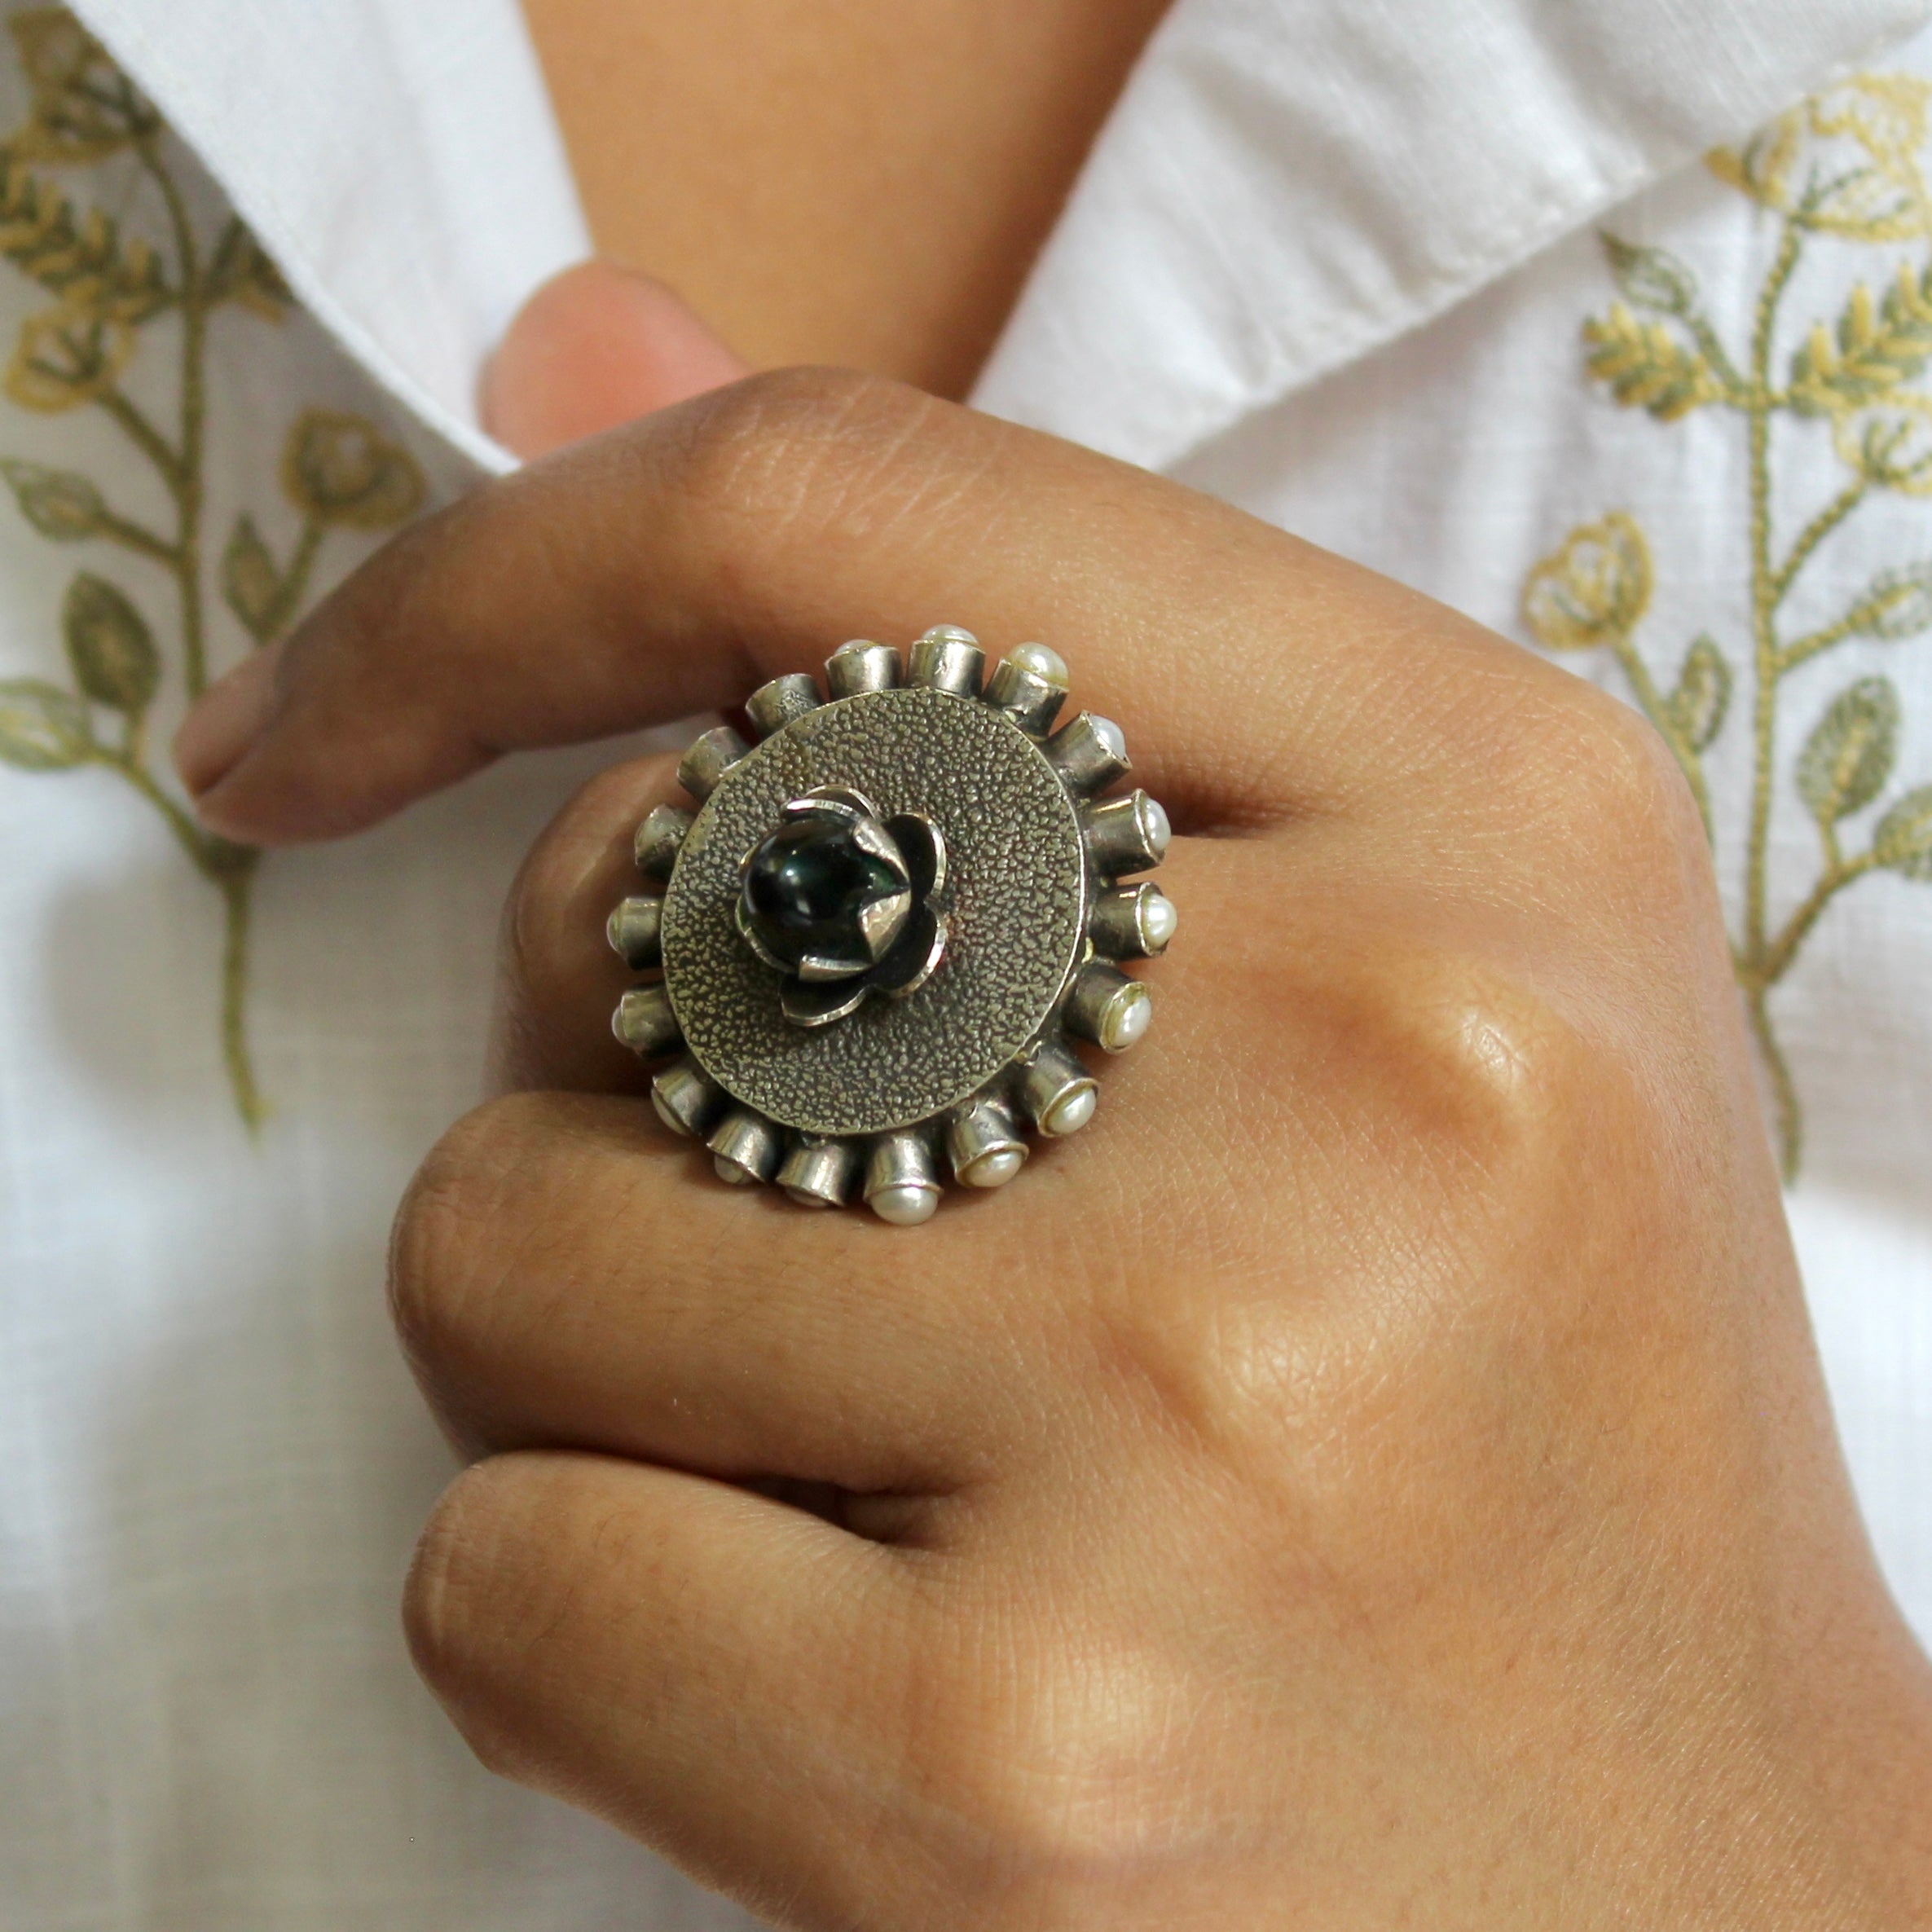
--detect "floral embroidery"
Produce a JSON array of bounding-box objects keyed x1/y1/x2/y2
[
  {"x1": 0, "y1": 9, "x2": 425, "y2": 1127},
  {"x1": 1525, "y1": 74, "x2": 1932, "y2": 1181}
]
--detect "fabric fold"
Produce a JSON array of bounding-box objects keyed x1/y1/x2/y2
[{"x1": 70, "y1": 0, "x2": 590, "y2": 474}]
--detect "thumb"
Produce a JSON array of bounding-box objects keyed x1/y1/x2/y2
[
  {"x1": 171, "y1": 263, "x2": 750, "y2": 806},
  {"x1": 482, "y1": 261, "x2": 754, "y2": 460}
]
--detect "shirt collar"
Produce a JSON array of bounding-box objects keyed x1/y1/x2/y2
[
  {"x1": 975, "y1": 0, "x2": 1932, "y2": 470},
  {"x1": 70, "y1": 0, "x2": 589, "y2": 475},
  {"x1": 68, "y1": 0, "x2": 1932, "y2": 481}
]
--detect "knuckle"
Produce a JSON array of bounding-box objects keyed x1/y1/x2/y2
[
  {"x1": 1094, "y1": 948, "x2": 1600, "y2": 1456},
  {"x1": 498, "y1": 763, "x2": 636, "y2": 988},
  {"x1": 1535, "y1": 680, "x2": 1703, "y2": 869},
  {"x1": 1354, "y1": 946, "x2": 1583, "y2": 1166},
  {"x1": 908, "y1": 1631, "x2": 1199, "y2": 1881},
  {"x1": 388, "y1": 1095, "x2": 545, "y2": 1386},
  {"x1": 496, "y1": 831, "x2": 567, "y2": 1010},
  {"x1": 666, "y1": 365, "x2": 955, "y2": 543},
  {"x1": 403, "y1": 1459, "x2": 545, "y2": 1780}
]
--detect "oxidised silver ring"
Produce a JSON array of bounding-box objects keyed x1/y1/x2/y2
[{"x1": 606, "y1": 626, "x2": 1175, "y2": 1225}]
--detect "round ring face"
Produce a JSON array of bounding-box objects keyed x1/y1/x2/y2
[{"x1": 662, "y1": 687, "x2": 1088, "y2": 1136}]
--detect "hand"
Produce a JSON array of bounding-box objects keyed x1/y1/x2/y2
[{"x1": 175, "y1": 367, "x2": 1932, "y2": 1929}]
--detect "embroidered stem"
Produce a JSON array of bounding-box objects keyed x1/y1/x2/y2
[
  {"x1": 92, "y1": 505, "x2": 179, "y2": 567},
  {"x1": 262, "y1": 517, "x2": 324, "y2": 640},
  {"x1": 1771, "y1": 478, "x2": 1868, "y2": 610},
  {"x1": 86, "y1": 738, "x2": 267, "y2": 1130},
  {"x1": 1742, "y1": 225, "x2": 1803, "y2": 988},
  {"x1": 1763, "y1": 852, "x2": 1880, "y2": 986},
  {"x1": 139, "y1": 136, "x2": 209, "y2": 699},
  {"x1": 1780, "y1": 610, "x2": 1876, "y2": 675},
  {"x1": 215, "y1": 858, "x2": 263, "y2": 1129},
  {"x1": 1687, "y1": 313, "x2": 1749, "y2": 400},
  {"x1": 1741, "y1": 225, "x2": 1811, "y2": 1171},
  {"x1": 98, "y1": 385, "x2": 182, "y2": 486},
  {"x1": 91, "y1": 741, "x2": 208, "y2": 860}
]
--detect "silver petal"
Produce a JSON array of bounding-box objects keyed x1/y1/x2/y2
[
  {"x1": 872, "y1": 905, "x2": 948, "y2": 1001},
  {"x1": 848, "y1": 814, "x2": 909, "y2": 883},
  {"x1": 781, "y1": 976, "x2": 871, "y2": 1029},
  {"x1": 856, "y1": 887, "x2": 913, "y2": 962},
  {"x1": 884, "y1": 812, "x2": 946, "y2": 900},
  {"x1": 789, "y1": 784, "x2": 878, "y2": 822},
  {"x1": 733, "y1": 897, "x2": 794, "y2": 972},
  {"x1": 796, "y1": 948, "x2": 874, "y2": 982}
]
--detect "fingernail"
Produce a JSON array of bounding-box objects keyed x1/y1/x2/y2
[{"x1": 174, "y1": 644, "x2": 281, "y2": 799}]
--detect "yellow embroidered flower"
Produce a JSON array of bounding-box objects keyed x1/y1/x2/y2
[
  {"x1": 279, "y1": 409, "x2": 426, "y2": 530},
  {"x1": 1710, "y1": 75, "x2": 1932, "y2": 240},
  {"x1": 1521, "y1": 512, "x2": 1653, "y2": 651},
  {"x1": 1831, "y1": 391, "x2": 1932, "y2": 494},
  {"x1": 7, "y1": 9, "x2": 156, "y2": 165},
  {"x1": 3, "y1": 299, "x2": 133, "y2": 411}
]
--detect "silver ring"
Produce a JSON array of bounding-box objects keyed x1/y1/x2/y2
[{"x1": 608, "y1": 626, "x2": 1175, "y2": 1225}]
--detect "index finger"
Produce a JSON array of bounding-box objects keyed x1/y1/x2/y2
[{"x1": 175, "y1": 366, "x2": 1525, "y2": 847}]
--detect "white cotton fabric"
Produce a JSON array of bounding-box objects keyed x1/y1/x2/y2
[
  {"x1": 73, "y1": 0, "x2": 588, "y2": 471},
  {"x1": 976, "y1": 0, "x2": 1932, "y2": 469},
  {"x1": 2, "y1": 1, "x2": 1928, "y2": 1929}
]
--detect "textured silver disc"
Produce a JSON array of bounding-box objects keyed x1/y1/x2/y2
[{"x1": 661, "y1": 687, "x2": 1087, "y2": 1136}]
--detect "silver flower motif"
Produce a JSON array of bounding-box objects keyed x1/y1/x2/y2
[{"x1": 733, "y1": 785, "x2": 948, "y2": 1028}]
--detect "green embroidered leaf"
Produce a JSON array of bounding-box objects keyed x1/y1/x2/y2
[
  {"x1": 0, "y1": 675, "x2": 91, "y2": 768},
  {"x1": 1796, "y1": 676, "x2": 1900, "y2": 827},
  {"x1": 280, "y1": 409, "x2": 426, "y2": 530},
  {"x1": 1873, "y1": 786, "x2": 1932, "y2": 879},
  {"x1": 0, "y1": 151, "x2": 172, "y2": 324},
  {"x1": 1600, "y1": 233, "x2": 1700, "y2": 316},
  {"x1": 1841, "y1": 560, "x2": 1932, "y2": 640},
  {"x1": 1790, "y1": 262, "x2": 1932, "y2": 414},
  {"x1": 62, "y1": 570, "x2": 156, "y2": 714},
  {"x1": 7, "y1": 9, "x2": 159, "y2": 163},
  {"x1": 222, "y1": 513, "x2": 284, "y2": 644},
  {"x1": 0, "y1": 455, "x2": 103, "y2": 539},
  {"x1": 1662, "y1": 635, "x2": 1732, "y2": 750},
  {"x1": 206, "y1": 218, "x2": 292, "y2": 323},
  {"x1": 1583, "y1": 304, "x2": 1722, "y2": 419}
]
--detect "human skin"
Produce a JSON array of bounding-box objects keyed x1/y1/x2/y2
[
  {"x1": 172, "y1": 367, "x2": 1932, "y2": 1927},
  {"x1": 518, "y1": 0, "x2": 1171, "y2": 398}
]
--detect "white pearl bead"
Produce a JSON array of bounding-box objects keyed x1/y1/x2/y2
[
  {"x1": 869, "y1": 1183, "x2": 940, "y2": 1226},
  {"x1": 1041, "y1": 1085, "x2": 1097, "y2": 1137},
  {"x1": 1142, "y1": 795, "x2": 1172, "y2": 860},
  {"x1": 1089, "y1": 714, "x2": 1127, "y2": 760},
  {"x1": 714, "y1": 1155, "x2": 761, "y2": 1186},
  {"x1": 1100, "y1": 984, "x2": 1152, "y2": 1052},
  {"x1": 1010, "y1": 642, "x2": 1068, "y2": 689},
  {"x1": 959, "y1": 1146, "x2": 1026, "y2": 1189},
  {"x1": 785, "y1": 1186, "x2": 835, "y2": 1209},
  {"x1": 1140, "y1": 891, "x2": 1178, "y2": 952}
]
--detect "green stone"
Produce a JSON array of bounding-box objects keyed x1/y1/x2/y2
[{"x1": 742, "y1": 813, "x2": 899, "y2": 970}]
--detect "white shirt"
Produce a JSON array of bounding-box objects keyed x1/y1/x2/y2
[{"x1": 3, "y1": 1, "x2": 1929, "y2": 1925}]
